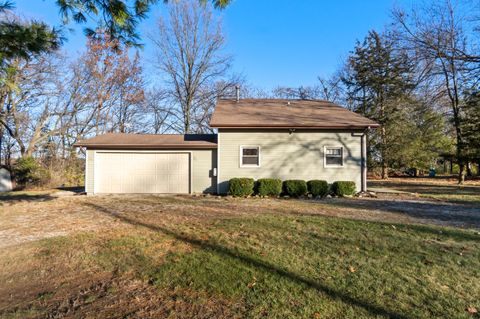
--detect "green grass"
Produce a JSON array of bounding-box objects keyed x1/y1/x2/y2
[
  {"x1": 33, "y1": 211, "x2": 480, "y2": 318},
  {"x1": 369, "y1": 179, "x2": 480, "y2": 205},
  {"x1": 419, "y1": 193, "x2": 480, "y2": 205}
]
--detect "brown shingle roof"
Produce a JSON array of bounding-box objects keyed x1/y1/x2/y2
[
  {"x1": 210, "y1": 99, "x2": 379, "y2": 129},
  {"x1": 74, "y1": 133, "x2": 217, "y2": 149}
]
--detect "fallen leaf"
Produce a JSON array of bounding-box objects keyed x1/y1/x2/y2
[
  {"x1": 247, "y1": 276, "x2": 257, "y2": 289},
  {"x1": 349, "y1": 266, "x2": 356, "y2": 273},
  {"x1": 313, "y1": 312, "x2": 321, "y2": 319},
  {"x1": 466, "y1": 306, "x2": 477, "y2": 314}
]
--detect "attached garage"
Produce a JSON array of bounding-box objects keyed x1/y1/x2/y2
[
  {"x1": 76, "y1": 134, "x2": 217, "y2": 195},
  {"x1": 94, "y1": 152, "x2": 190, "y2": 194}
]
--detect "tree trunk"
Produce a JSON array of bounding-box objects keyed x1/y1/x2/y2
[
  {"x1": 459, "y1": 163, "x2": 466, "y2": 184},
  {"x1": 381, "y1": 161, "x2": 388, "y2": 179},
  {"x1": 380, "y1": 126, "x2": 388, "y2": 179},
  {"x1": 453, "y1": 127, "x2": 465, "y2": 184},
  {"x1": 0, "y1": 128, "x2": 3, "y2": 166},
  {"x1": 466, "y1": 162, "x2": 472, "y2": 177},
  {"x1": 184, "y1": 102, "x2": 191, "y2": 134}
]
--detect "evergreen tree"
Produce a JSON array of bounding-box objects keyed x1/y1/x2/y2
[
  {"x1": 2, "y1": 0, "x2": 231, "y2": 48},
  {"x1": 0, "y1": 2, "x2": 60, "y2": 77},
  {"x1": 462, "y1": 90, "x2": 480, "y2": 170},
  {"x1": 390, "y1": 98, "x2": 453, "y2": 171},
  {"x1": 343, "y1": 30, "x2": 416, "y2": 178}
]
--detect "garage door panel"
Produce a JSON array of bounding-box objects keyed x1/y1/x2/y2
[{"x1": 95, "y1": 152, "x2": 189, "y2": 194}]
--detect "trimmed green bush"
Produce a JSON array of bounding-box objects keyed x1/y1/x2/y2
[
  {"x1": 13, "y1": 156, "x2": 51, "y2": 187},
  {"x1": 228, "y1": 178, "x2": 255, "y2": 197},
  {"x1": 307, "y1": 180, "x2": 329, "y2": 197},
  {"x1": 331, "y1": 181, "x2": 356, "y2": 196},
  {"x1": 256, "y1": 178, "x2": 282, "y2": 197},
  {"x1": 283, "y1": 180, "x2": 307, "y2": 197}
]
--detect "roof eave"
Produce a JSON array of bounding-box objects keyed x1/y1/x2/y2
[
  {"x1": 210, "y1": 124, "x2": 380, "y2": 129},
  {"x1": 74, "y1": 144, "x2": 218, "y2": 149}
]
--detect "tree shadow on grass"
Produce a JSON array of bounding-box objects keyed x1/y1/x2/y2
[
  {"x1": 55, "y1": 186, "x2": 85, "y2": 193},
  {"x1": 320, "y1": 198, "x2": 480, "y2": 230},
  {"x1": 368, "y1": 181, "x2": 480, "y2": 196},
  {"x1": 86, "y1": 202, "x2": 410, "y2": 319},
  {"x1": 0, "y1": 192, "x2": 55, "y2": 204},
  {"x1": 288, "y1": 210, "x2": 480, "y2": 243}
]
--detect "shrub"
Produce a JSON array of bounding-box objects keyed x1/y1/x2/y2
[
  {"x1": 64, "y1": 164, "x2": 85, "y2": 187},
  {"x1": 256, "y1": 178, "x2": 282, "y2": 197},
  {"x1": 307, "y1": 180, "x2": 329, "y2": 197},
  {"x1": 228, "y1": 178, "x2": 255, "y2": 197},
  {"x1": 331, "y1": 181, "x2": 356, "y2": 196},
  {"x1": 13, "y1": 156, "x2": 51, "y2": 187},
  {"x1": 283, "y1": 180, "x2": 307, "y2": 197}
]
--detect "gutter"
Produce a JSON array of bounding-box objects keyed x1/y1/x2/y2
[{"x1": 73, "y1": 144, "x2": 218, "y2": 149}]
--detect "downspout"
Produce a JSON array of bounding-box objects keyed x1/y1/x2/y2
[
  {"x1": 361, "y1": 127, "x2": 369, "y2": 192},
  {"x1": 216, "y1": 129, "x2": 220, "y2": 194}
]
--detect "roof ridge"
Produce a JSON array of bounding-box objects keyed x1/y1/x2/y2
[
  {"x1": 218, "y1": 98, "x2": 335, "y2": 102},
  {"x1": 211, "y1": 98, "x2": 379, "y2": 128},
  {"x1": 100, "y1": 133, "x2": 216, "y2": 136}
]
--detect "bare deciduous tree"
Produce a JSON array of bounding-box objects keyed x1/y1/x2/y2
[
  {"x1": 393, "y1": 0, "x2": 476, "y2": 183},
  {"x1": 151, "y1": 0, "x2": 235, "y2": 134},
  {"x1": 272, "y1": 86, "x2": 319, "y2": 100},
  {"x1": 317, "y1": 73, "x2": 344, "y2": 103},
  {"x1": 0, "y1": 53, "x2": 68, "y2": 157},
  {"x1": 63, "y1": 32, "x2": 145, "y2": 144},
  {"x1": 272, "y1": 73, "x2": 344, "y2": 103}
]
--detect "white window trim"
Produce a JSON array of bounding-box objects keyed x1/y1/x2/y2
[
  {"x1": 239, "y1": 145, "x2": 261, "y2": 168},
  {"x1": 324, "y1": 146, "x2": 344, "y2": 168}
]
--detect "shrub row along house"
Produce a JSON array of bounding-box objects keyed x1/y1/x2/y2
[
  {"x1": 75, "y1": 98, "x2": 379, "y2": 195},
  {"x1": 228, "y1": 178, "x2": 357, "y2": 198}
]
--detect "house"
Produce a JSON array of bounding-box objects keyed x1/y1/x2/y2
[{"x1": 75, "y1": 98, "x2": 379, "y2": 195}]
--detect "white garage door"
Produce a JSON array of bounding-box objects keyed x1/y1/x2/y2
[{"x1": 94, "y1": 152, "x2": 190, "y2": 194}]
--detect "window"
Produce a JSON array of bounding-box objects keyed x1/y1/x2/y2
[
  {"x1": 324, "y1": 147, "x2": 343, "y2": 167},
  {"x1": 240, "y1": 146, "x2": 260, "y2": 167}
]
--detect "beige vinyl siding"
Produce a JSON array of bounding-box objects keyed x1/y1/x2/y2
[
  {"x1": 86, "y1": 149, "x2": 95, "y2": 194},
  {"x1": 85, "y1": 149, "x2": 216, "y2": 194},
  {"x1": 191, "y1": 149, "x2": 217, "y2": 193},
  {"x1": 217, "y1": 129, "x2": 362, "y2": 194}
]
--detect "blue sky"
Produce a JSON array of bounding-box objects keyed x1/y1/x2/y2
[{"x1": 16, "y1": 0, "x2": 413, "y2": 90}]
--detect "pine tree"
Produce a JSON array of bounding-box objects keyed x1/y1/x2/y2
[
  {"x1": 343, "y1": 30, "x2": 416, "y2": 178},
  {"x1": 462, "y1": 90, "x2": 480, "y2": 172}
]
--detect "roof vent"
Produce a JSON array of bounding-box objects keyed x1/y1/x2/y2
[{"x1": 235, "y1": 85, "x2": 240, "y2": 102}]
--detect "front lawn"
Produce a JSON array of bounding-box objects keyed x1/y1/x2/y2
[{"x1": 1, "y1": 194, "x2": 479, "y2": 318}]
